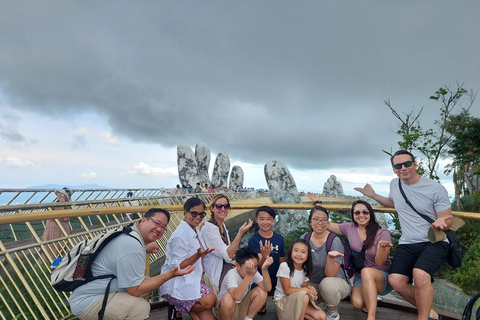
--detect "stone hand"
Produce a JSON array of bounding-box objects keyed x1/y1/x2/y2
[
  {"x1": 245, "y1": 260, "x2": 257, "y2": 277},
  {"x1": 260, "y1": 240, "x2": 273, "y2": 258},
  {"x1": 354, "y1": 183, "x2": 376, "y2": 198},
  {"x1": 177, "y1": 143, "x2": 244, "y2": 191}
]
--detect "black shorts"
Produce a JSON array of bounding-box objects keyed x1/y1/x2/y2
[{"x1": 390, "y1": 241, "x2": 449, "y2": 282}]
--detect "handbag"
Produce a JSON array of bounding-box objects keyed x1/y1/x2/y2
[
  {"x1": 350, "y1": 248, "x2": 366, "y2": 271},
  {"x1": 398, "y1": 180, "x2": 463, "y2": 268}
]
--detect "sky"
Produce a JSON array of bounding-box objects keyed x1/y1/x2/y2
[{"x1": 0, "y1": 1, "x2": 479, "y2": 197}]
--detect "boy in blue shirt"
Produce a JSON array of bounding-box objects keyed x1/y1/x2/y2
[{"x1": 248, "y1": 206, "x2": 286, "y2": 314}]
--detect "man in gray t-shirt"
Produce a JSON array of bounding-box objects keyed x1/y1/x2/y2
[
  {"x1": 69, "y1": 208, "x2": 194, "y2": 320},
  {"x1": 355, "y1": 150, "x2": 452, "y2": 320}
]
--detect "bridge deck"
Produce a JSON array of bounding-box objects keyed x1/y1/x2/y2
[{"x1": 149, "y1": 297, "x2": 421, "y2": 320}]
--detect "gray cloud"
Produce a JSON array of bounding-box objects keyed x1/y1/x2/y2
[{"x1": 0, "y1": 2, "x2": 478, "y2": 170}]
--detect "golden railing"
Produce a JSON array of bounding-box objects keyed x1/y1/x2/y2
[
  {"x1": 1, "y1": 192, "x2": 479, "y2": 320},
  {"x1": 0, "y1": 192, "x2": 268, "y2": 320}
]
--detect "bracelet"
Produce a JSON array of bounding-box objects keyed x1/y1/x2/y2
[{"x1": 314, "y1": 200, "x2": 322, "y2": 205}]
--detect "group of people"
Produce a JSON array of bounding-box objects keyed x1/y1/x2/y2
[{"x1": 68, "y1": 150, "x2": 453, "y2": 320}]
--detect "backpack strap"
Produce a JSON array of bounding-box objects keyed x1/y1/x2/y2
[
  {"x1": 98, "y1": 277, "x2": 115, "y2": 320},
  {"x1": 325, "y1": 232, "x2": 337, "y2": 252},
  {"x1": 305, "y1": 231, "x2": 312, "y2": 242}
]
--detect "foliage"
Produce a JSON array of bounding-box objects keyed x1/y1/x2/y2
[
  {"x1": 449, "y1": 233, "x2": 480, "y2": 295},
  {"x1": 472, "y1": 191, "x2": 480, "y2": 212},
  {"x1": 283, "y1": 226, "x2": 311, "y2": 251}
]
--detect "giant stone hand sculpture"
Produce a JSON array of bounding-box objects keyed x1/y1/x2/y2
[
  {"x1": 177, "y1": 143, "x2": 244, "y2": 190},
  {"x1": 264, "y1": 160, "x2": 308, "y2": 234}
]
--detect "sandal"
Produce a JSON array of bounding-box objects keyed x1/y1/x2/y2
[{"x1": 167, "y1": 305, "x2": 183, "y2": 320}]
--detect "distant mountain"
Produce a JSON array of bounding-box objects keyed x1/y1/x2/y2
[{"x1": 26, "y1": 183, "x2": 110, "y2": 189}]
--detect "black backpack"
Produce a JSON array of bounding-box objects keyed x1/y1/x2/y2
[{"x1": 304, "y1": 232, "x2": 355, "y2": 279}]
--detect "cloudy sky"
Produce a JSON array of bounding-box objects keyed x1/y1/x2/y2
[{"x1": 1, "y1": 1, "x2": 479, "y2": 196}]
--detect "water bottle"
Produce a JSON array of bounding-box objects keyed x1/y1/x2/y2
[{"x1": 73, "y1": 246, "x2": 91, "y2": 281}]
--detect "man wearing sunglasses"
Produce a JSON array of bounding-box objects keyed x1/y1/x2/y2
[
  {"x1": 70, "y1": 208, "x2": 195, "y2": 320},
  {"x1": 355, "y1": 150, "x2": 452, "y2": 320}
]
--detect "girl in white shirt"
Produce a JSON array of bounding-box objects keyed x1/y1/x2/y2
[{"x1": 274, "y1": 239, "x2": 326, "y2": 320}]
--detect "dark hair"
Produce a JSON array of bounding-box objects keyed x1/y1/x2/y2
[
  {"x1": 184, "y1": 197, "x2": 205, "y2": 212},
  {"x1": 390, "y1": 150, "x2": 415, "y2": 165},
  {"x1": 308, "y1": 205, "x2": 329, "y2": 221},
  {"x1": 144, "y1": 208, "x2": 170, "y2": 222},
  {"x1": 351, "y1": 200, "x2": 381, "y2": 249},
  {"x1": 286, "y1": 239, "x2": 313, "y2": 278},
  {"x1": 255, "y1": 206, "x2": 276, "y2": 218},
  {"x1": 235, "y1": 247, "x2": 259, "y2": 266}
]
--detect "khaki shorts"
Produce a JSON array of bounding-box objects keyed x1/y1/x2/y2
[
  {"x1": 310, "y1": 277, "x2": 351, "y2": 308},
  {"x1": 77, "y1": 292, "x2": 150, "y2": 320},
  {"x1": 215, "y1": 289, "x2": 254, "y2": 320}
]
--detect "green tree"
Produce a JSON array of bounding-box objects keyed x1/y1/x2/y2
[{"x1": 385, "y1": 82, "x2": 476, "y2": 181}]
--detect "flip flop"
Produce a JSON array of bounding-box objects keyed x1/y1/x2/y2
[{"x1": 428, "y1": 316, "x2": 442, "y2": 320}]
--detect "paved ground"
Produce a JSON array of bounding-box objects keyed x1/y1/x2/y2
[{"x1": 149, "y1": 296, "x2": 420, "y2": 320}]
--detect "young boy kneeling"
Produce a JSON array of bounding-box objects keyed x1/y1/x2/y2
[{"x1": 215, "y1": 247, "x2": 273, "y2": 320}]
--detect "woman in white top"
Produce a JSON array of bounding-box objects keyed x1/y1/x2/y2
[
  {"x1": 200, "y1": 194, "x2": 253, "y2": 290},
  {"x1": 160, "y1": 198, "x2": 216, "y2": 320}
]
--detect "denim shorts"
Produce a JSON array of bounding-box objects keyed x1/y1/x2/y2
[{"x1": 352, "y1": 270, "x2": 392, "y2": 296}]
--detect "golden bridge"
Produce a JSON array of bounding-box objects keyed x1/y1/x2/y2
[{"x1": 0, "y1": 188, "x2": 478, "y2": 320}]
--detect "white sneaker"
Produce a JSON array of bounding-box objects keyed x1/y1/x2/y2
[{"x1": 326, "y1": 309, "x2": 340, "y2": 320}]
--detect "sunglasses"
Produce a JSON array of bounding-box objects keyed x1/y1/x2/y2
[
  {"x1": 393, "y1": 161, "x2": 414, "y2": 170},
  {"x1": 189, "y1": 211, "x2": 207, "y2": 218},
  {"x1": 353, "y1": 210, "x2": 370, "y2": 216},
  {"x1": 214, "y1": 204, "x2": 230, "y2": 210}
]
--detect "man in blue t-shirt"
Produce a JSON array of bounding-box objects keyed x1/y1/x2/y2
[{"x1": 248, "y1": 206, "x2": 285, "y2": 314}]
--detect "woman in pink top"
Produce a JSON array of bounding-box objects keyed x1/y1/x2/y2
[{"x1": 308, "y1": 195, "x2": 392, "y2": 320}]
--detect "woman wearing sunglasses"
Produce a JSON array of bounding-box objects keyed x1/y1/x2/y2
[
  {"x1": 308, "y1": 194, "x2": 393, "y2": 320},
  {"x1": 200, "y1": 194, "x2": 253, "y2": 292},
  {"x1": 160, "y1": 197, "x2": 217, "y2": 320}
]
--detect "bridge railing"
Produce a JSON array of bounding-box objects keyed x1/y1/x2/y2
[
  {"x1": 1, "y1": 193, "x2": 479, "y2": 320},
  {"x1": 0, "y1": 192, "x2": 271, "y2": 320}
]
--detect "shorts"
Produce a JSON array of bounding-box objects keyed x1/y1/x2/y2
[
  {"x1": 352, "y1": 270, "x2": 392, "y2": 295},
  {"x1": 163, "y1": 282, "x2": 213, "y2": 314},
  {"x1": 77, "y1": 292, "x2": 150, "y2": 320},
  {"x1": 214, "y1": 289, "x2": 254, "y2": 320},
  {"x1": 389, "y1": 241, "x2": 448, "y2": 282}
]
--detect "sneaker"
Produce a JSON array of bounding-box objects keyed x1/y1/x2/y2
[{"x1": 326, "y1": 309, "x2": 340, "y2": 320}]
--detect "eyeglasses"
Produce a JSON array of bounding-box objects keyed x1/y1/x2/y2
[
  {"x1": 149, "y1": 218, "x2": 168, "y2": 231},
  {"x1": 214, "y1": 203, "x2": 230, "y2": 210},
  {"x1": 189, "y1": 211, "x2": 207, "y2": 218},
  {"x1": 311, "y1": 217, "x2": 328, "y2": 224},
  {"x1": 353, "y1": 210, "x2": 370, "y2": 216},
  {"x1": 393, "y1": 161, "x2": 414, "y2": 170}
]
